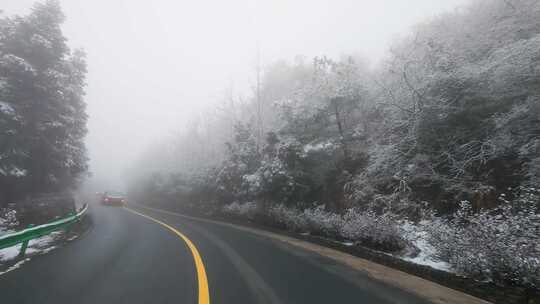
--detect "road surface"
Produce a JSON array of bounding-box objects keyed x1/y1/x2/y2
[{"x1": 0, "y1": 202, "x2": 429, "y2": 304}]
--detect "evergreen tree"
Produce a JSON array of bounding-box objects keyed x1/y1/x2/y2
[{"x1": 0, "y1": 1, "x2": 88, "y2": 202}]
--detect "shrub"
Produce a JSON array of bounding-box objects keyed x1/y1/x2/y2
[
  {"x1": 302, "y1": 205, "x2": 343, "y2": 238},
  {"x1": 340, "y1": 208, "x2": 407, "y2": 252},
  {"x1": 0, "y1": 207, "x2": 18, "y2": 232},
  {"x1": 267, "y1": 204, "x2": 407, "y2": 252},
  {"x1": 427, "y1": 200, "x2": 540, "y2": 288},
  {"x1": 222, "y1": 201, "x2": 258, "y2": 220},
  {"x1": 267, "y1": 204, "x2": 308, "y2": 232}
]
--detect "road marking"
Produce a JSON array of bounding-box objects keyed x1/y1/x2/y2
[
  {"x1": 131, "y1": 204, "x2": 491, "y2": 304},
  {"x1": 124, "y1": 207, "x2": 210, "y2": 304}
]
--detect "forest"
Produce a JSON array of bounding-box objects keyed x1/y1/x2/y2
[{"x1": 129, "y1": 0, "x2": 540, "y2": 289}]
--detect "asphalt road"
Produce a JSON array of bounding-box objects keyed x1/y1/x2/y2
[{"x1": 0, "y1": 202, "x2": 429, "y2": 304}]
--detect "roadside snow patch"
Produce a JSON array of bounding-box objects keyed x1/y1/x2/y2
[
  {"x1": 402, "y1": 237, "x2": 452, "y2": 271},
  {"x1": 0, "y1": 245, "x2": 22, "y2": 262},
  {"x1": 0, "y1": 101, "x2": 15, "y2": 115},
  {"x1": 400, "y1": 221, "x2": 452, "y2": 272},
  {"x1": 0, "y1": 258, "x2": 30, "y2": 275},
  {"x1": 0, "y1": 232, "x2": 61, "y2": 263},
  {"x1": 9, "y1": 167, "x2": 27, "y2": 177},
  {"x1": 0, "y1": 258, "x2": 30, "y2": 276}
]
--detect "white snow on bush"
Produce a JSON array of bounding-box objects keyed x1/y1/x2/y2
[
  {"x1": 223, "y1": 201, "x2": 258, "y2": 220},
  {"x1": 0, "y1": 209, "x2": 17, "y2": 236},
  {"x1": 340, "y1": 208, "x2": 405, "y2": 250},
  {"x1": 426, "y1": 199, "x2": 540, "y2": 287},
  {"x1": 268, "y1": 204, "x2": 308, "y2": 232},
  {"x1": 303, "y1": 141, "x2": 335, "y2": 153},
  {"x1": 223, "y1": 198, "x2": 539, "y2": 284},
  {"x1": 302, "y1": 206, "x2": 342, "y2": 237},
  {"x1": 268, "y1": 204, "x2": 407, "y2": 251}
]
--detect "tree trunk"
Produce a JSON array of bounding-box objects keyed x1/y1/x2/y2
[{"x1": 333, "y1": 99, "x2": 350, "y2": 162}]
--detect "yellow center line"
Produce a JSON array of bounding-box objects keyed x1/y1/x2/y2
[{"x1": 124, "y1": 207, "x2": 210, "y2": 304}]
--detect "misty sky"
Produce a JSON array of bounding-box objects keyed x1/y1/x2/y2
[{"x1": 2, "y1": 0, "x2": 469, "y2": 189}]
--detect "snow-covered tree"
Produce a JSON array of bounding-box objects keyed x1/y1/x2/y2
[{"x1": 0, "y1": 1, "x2": 88, "y2": 202}]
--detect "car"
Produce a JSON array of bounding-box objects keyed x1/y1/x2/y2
[{"x1": 101, "y1": 191, "x2": 128, "y2": 206}]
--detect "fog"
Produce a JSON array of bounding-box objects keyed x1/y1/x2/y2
[
  {"x1": 2, "y1": 1, "x2": 539, "y2": 294},
  {"x1": 2, "y1": 0, "x2": 469, "y2": 190}
]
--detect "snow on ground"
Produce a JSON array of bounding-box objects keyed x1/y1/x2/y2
[
  {"x1": 402, "y1": 236, "x2": 452, "y2": 271},
  {"x1": 67, "y1": 235, "x2": 79, "y2": 241},
  {"x1": 400, "y1": 221, "x2": 452, "y2": 272},
  {"x1": 0, "y1": 258, "x2": 30, "y2": 276},
  {"x1": 0, "y1": 244, "x2": 21, "y2": 261},
  {"x1": 0, "y1": 232, "x2": 61, "y2": 263},
  {"x1": 25, "y1": 233, "x2": 60, "y2": 255},
  {"x1": 0, "y1": 101, "x2": 15, "y2": 115}
]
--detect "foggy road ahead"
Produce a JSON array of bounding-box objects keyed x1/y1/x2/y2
[{"x1": 0, "y1": 202, "x2": 428, "y2": 304}]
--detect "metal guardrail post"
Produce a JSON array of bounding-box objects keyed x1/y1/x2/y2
[{"x1": 18, "y1": 224, "x2": 33, "y2": 257}]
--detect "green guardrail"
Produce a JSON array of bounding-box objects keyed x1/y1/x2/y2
[{"x1": 0, "y1": 203, "x2": 88, "y2": 257}]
